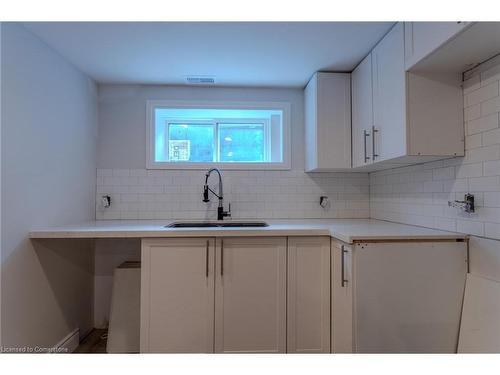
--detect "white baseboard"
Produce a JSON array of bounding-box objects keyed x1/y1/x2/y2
[{"x1": 52, "y1": 328, "x2": 80, "y2": 353}]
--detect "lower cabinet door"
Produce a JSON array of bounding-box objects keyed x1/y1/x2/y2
[
  {"x1": 287, "y1": 237, "x2": 331, "y2": 353},
  {"x1": 214, "y1": 237, "x2": 287, "y2": 353},
  {"x1": 140, "y1": 238, "x2": 215, "y2": 353},
  {"x1": 331, "y1": 239, "x2": 354, "y2": 353}
]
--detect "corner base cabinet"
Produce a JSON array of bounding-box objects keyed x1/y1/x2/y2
[{"x1": 331, "y1": 238, "x2": 468, "y2": 353}]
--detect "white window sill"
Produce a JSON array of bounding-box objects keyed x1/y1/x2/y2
[{"x1": 146, "y1": 161, "x2": 291, "y2": 171}]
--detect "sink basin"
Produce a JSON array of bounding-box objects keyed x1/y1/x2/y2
[{"x1": 166, "y1": 221, "x2": 269, "y2": 228}]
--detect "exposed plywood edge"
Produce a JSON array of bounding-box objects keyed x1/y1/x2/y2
[{"x1": 353, "y1": 238, "x2": 467, "y2": 244}]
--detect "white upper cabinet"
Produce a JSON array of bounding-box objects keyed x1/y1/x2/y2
[
  {"x1": 305, "y1": 72, "x2": 351, "y2": 172},
  {"x1": 404, "y1": 22, "x2": 471, "y2": 71},
  {"x1": 351, "y1": 22, "x2": 465, "y2": 171},
  {"x1": 372, "y1": 22, "x2": 407, "y2": 163},
  {"x1": 351, "y1": 54, "x2": 373, "y2": 168}
]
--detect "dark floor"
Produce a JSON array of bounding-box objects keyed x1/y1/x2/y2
[{"x1": 74, "y1": 329, "x2": 108, "y2": 353}]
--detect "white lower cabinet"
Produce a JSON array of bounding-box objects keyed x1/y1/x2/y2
[
  {"x1": 215, "y1": 237, "x2": 287, "y2": 353},
  {"x1": 331, "y1": 239, "x2": 467, "y2": 353},
  {"x1": 140, "y1": 238, "x2": 215, "y2": 353},
  {"x1": 141, "y1": 236, "x2": 467, "y2": 354},
  {"x1": 141, "y1": 237, "x2": 286, "y2": 353},
  {"x1": 287, "y1": 237, "x2": 331, "y2": 353}
]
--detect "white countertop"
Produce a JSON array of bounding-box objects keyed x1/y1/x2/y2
[{"x1": 29, "y1": 219, "x2": 466, "y2": 244}]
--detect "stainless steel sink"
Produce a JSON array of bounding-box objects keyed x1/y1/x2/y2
[{"x1": 166, "y1": 221, "x2": 269, "y2": 228}]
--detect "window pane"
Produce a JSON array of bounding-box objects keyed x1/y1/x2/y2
[
  {"x1": 168, "y1": 123, "x2": 214, "y2": 162},
  {"x1": 219, "y1": 123, "x2": 265, "y2": 162}
]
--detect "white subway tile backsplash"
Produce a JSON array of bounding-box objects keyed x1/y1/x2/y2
[
  {"x1": 464, "y1": 103, "x2": 481, "y2": 121},
  {"x1": 467, "y1": 113, "x2": 499, "y2": 135},
  {"x1": 481, "y1": 95, "x2": 500, "y2": 117},
  {"x1": 482, "y1": 125, "x2": 500, "y2": 146},
  {"x1": 96, "y1": 168, "x2": 370, "y2": 220},
  {"x1": 465, "y1": 81, "x2": 499, "y2": 107},
  {"x1": 465, "y1": 144, "x2": 500, "y2": 163},
  {"x1": 442, "y1": 178, "x2": 468, "y2": 192},
  {"x1": 483, "y1": 160, "x2": 500, "y2": 176},
  {"x1": 432, "y1": 166, "x2": 455, "y2": 181},
  {"x1": 477, "y1": 207, "x2": 500, "y2": 224},
  {"x1": 423, "y1": 180, "x2": 444, "y2": 193},
  {"x1": 484, "y1": 222, "x2": 500, "y2": 240},
  {"x1": 112, "y1": 169, "x2": 130, "y2": 177},
  {"x1": 469, "y1": 176, "x2": 500, "y2": 191},
  {"x1": 456, "y1": 163, "x2": 483, "y2": 178},
  {"x1": 481, "y1": 63, "x2": 500, "y2": 87},
  {"x1": 456, "y1": 220, "x2": 485, "y2": 236},
  {"x1": 484, "y1": 192, "x2": 500, "y2": 207},
  {"x1": 97, "y1": 169, "x2": 113, "y2": 177},
  {"x1": 465, "y1": 133, "x2": 482, "y2": 150}
]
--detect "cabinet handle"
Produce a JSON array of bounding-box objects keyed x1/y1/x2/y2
[
  {"x1": 341, "y1": 245, "x2": 348, "y2": 287},
  {"x1": 220, "y1": 239, "x2": 224, "y2": 276},
  {"x1": 372, "y1": 126, "x2": 379, "y2": 160},
  {"x1": 363, "y1": 130, "x2": 371, "y2": 163},
  {"x1": 205, "y1": 240, "x2": 209, "y2": 278}
]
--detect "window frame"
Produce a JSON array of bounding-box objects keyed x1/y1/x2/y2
[{"x1": 146, "y1": 100, "x2": 291, "y2": 170}]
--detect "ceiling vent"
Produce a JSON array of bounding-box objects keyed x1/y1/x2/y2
[{"x1": 184, "y1": 76, "x2": 216, "y2": 85}]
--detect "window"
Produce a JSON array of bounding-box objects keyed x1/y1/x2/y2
[{"x1": 147, "y1": 101, "x2": 290, "y2": 169}]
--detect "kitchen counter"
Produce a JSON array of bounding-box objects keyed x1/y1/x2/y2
[{"x1": 29, "y1": 219, "x2": 466, "y2": 244}]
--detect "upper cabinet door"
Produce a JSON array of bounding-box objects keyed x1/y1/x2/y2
[
  {"x1": 352, "y1": 54, "x2": 374, "y2": 168},
  {"x1": 214, "y1": 237, "x2": 287, "y2": 353},
  {"x1": 287, "y1": 237, "x2": 331, "y2": 353},
  {"x1": 372, "y1": 22, "x2": 407, "y2": 162},
  {"x1": 404, "y1": 22, "x2": 471, "y2": 70},
  {"x1": 140, "y1": 238, "x2": 215, "y2": 353},
  {"x1": 305, "y1": 72, "x2": 351, "y2": 171}
]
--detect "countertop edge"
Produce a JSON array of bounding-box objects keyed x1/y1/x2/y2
[{"x1": 29, "y1": 225, "x2": 467, "y2": 244}]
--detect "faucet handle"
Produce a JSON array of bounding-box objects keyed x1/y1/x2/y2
[
  {"x1": 202, "y1": 185, "x2": 210, "y2": 202},
  {"x1": 226, "y1": 203, "x2": 231, "y2": 217}
]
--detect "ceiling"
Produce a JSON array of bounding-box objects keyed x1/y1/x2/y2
[{"x1": 23, "y1": 22, "x2": 394, "y2": 88}]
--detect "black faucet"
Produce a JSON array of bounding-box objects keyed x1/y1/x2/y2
[{"x1": 202, "y1": 168, "x2": 231, "y2": 220}]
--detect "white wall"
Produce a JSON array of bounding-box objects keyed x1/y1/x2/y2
[
  {"x1": 96, "y1": 85, "x2": 370, "y2": 220},
  {"x1": 370, "y1": 56, "x2": 500, "y2": 282},
  {"x1": 1, "y1": 23, "x2": 98, "y2": 348}
]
